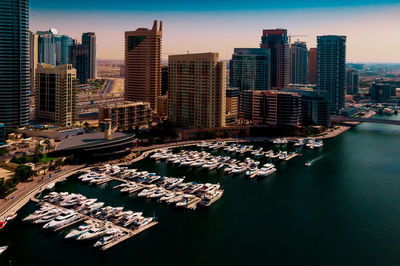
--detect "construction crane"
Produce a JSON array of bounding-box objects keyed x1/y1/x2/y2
[{"x1": 288, "y1": 35, "x2": 309, "y2": 44}]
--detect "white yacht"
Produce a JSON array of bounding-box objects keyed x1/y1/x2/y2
[
  {"x1": 199, "y1": 190, "x2": 224, "y2": 207},
  {"x1": 77, "y1": 224, "x2": 110, "y2": 240},
  {"x1": 43, "y1": 212, "x2": 80, "y2": 230}
]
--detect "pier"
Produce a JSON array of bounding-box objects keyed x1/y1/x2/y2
[
  {"x1": 285, "y1": 153, "x2": 298, "y2": 161},
  {"x1": 30, "y1": 197, "x2": 158, "y2": 250}
]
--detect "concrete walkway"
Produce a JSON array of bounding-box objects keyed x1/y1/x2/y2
[{"x1": 0, "y1": 164, "x2": 88, "y2": 219}]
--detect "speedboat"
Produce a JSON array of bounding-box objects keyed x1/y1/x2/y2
[
  {"x1": 305, "y1": 161, "x2": 312, "y2": 167},
  {"x1": 279, "y1": 151, "x2": 288, "y2": 160}
]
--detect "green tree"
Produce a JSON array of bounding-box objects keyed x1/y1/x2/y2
[{"x1": 14, "y1": 165, "x2": 36, "y2": 182}]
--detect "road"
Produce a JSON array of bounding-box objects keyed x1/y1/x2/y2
[{"x1": 0, "y1": 164, "x2": 87, "y2": 220}]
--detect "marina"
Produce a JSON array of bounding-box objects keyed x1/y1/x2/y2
[
  {"x1": 1, "y1": 114, "x2": 400, "y2": 265},
  {"x1": 28, "y1": 191, "x2": 158, "y2": 250}
]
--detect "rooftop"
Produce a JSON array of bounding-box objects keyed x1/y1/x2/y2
[{"x1": 56, "y1": 132, "x2": 134, "y2": 151}]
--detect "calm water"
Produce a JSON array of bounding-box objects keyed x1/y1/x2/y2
[{"x1": 1, "y1": 114, "x2": 400, "y2": 266}]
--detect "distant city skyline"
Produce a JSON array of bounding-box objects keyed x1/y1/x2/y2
[{"x1": 30, "y1": 1, "x2": 400, "y2": 62}]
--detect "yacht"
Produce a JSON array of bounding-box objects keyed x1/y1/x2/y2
[
  {"x1": 65, "y1": 221, "x2": 95, "y2": 239},
  {"x1": 199, "y1": 190, "x2": 224, "y2": 206},
  {"x1": 133, "y1": 217, "x2": 153, "y2": 228},
  {"x1": 257, "y1": 165, "x2": 277, "y2": 177},
  {"x1": 159, "y1": 192, "x2": 175, "y2": 203},
  {"x1": 293, "y1": 139, "x2": 304, "y2": 147},
  {"x1": 176, "y1": 195, "x2": 197, "y2": 207},
  {"x1": 245, "y1": 166, "x2": 259, "y2": 177},
  {"x1": 43, "y1": 212, "x2": 80, "y2": 230},
  {"x1": 279, "y1": 151, "x2": 288, "y2": 160},
  {"x1": 166, "y1": 192, "x2": 184, "y2": 204},
  {"x1": 93, "y1": 229, "x2": 126, "y2": 248},
  {"x1": 147, "y1": 189, "x2": 167, "y2": 199},
  {"x1": 77, "y1": 224, "x2": 110, "y2": 240},
  {"x1": 280, "y1": 138, "x2": 288, "y2": 145},
  {"x1": 32, "y1": 211, "x2": 62, "y2": 224},
  {"x1": 231, "y1": 165, "x2": 248, "y2": 175},
  {"x1": 313, "y1": 139, "x2": 323, "y2": 148}
]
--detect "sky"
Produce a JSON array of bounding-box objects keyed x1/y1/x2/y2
[{"x1": 30, "y1": 0, "x2": 400, "y2": 62}]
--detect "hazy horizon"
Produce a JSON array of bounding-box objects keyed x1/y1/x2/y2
[{"x1": 30, "y1": 0, "x2": 400, "y2": 63}]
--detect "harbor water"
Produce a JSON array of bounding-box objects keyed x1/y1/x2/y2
[{"x1": 1, "y1": 114, "x2": 400, "y2": 266}]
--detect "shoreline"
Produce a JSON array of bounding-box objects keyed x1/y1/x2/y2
[{"x1": 0, "y1": 112, "x2": 379, "y2": 219}]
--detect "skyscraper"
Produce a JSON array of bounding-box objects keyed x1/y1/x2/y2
[
  {"x1": 168, "y1": 53, "x2": 226, "y2": 128},
  {"x1": 308, "y1": 48, "x2": 317, "y2": 85},
  {"x1": 290, "y1": 41, "x2": 308, "y2": 85},
  {"x1": 37, "y1": 29, "x2": 58, "y2": 66},
  {"x1": 82, "y1": 32, "x2": 97, "y2": 79},
  {"x1": 61, "y1": 35, "x2": 73, "y2": 65},
  {"x1": 29, "y1": 31, "x2": 39, "y2": 93},
  {"x1": 317, "y1": 35, "x2": 346, "y2": 114},
  {"x1": 125, "y1": 21, "x2": 162, "y2": 112},
  {"x1": 0, "y1": 0, "x2": 30, "y2": 127},
  {"x1": 346, "y1": 68, "x2": 359, "y2": 95},
  {"x1": 35, "y1": 64, "x2": 77, "y2": 126},
  {"x1": 230, "y1": 48, "x2": 270, "y2": 91},
  {"x1": 70, "y1": 43, "x2": 90, "y2": 84},
  {"x1": 260, "y1": 29, "x2": 290, "y2": 89}
]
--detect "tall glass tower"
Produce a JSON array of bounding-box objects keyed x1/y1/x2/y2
[
  {"x1": 317, "y1": 35, "x2": 346, "y2": 114},
  {"x1": 0, "y1": 0, "x2": 30, "y2": 127}
]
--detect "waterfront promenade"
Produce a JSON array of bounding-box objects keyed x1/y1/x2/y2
[{"x1": 0, "y1": 164, "x2": 88, "y2": 219}]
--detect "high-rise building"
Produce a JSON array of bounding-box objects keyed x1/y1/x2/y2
[
  {"x1": 70, "y1": 43, "x2": 90, "y2": 84},
  {"x1": 230, "y1": 48, "x2": 270, "y2": 91},
  {"x1": 346, "y1": 68, "x2": 359, "y2": 95},
  {"x1": 161, "y1": 66, "x2": 169, "y2": 95},
  {"x1": 317, "y1": 35, "x2": 346, "y2": 114},
  {"x1": 226, "y1": 88, "x2": 239, "y2": 122},
  {"x1": 125, "y1": 20, "x2": 162, "y2": 112},
  {"x1": 0, "y1": 0, "x2": 30, "y2": 127},
  {"x1": 239, "y1": 90, "x2": 301, "y2": 126},
  {"x1": 290, "y1": 41, "x2": 308, "y2": 85},
  {"x1": 37, "y1": 29, "x2": 58, "y2": 66},
  {"x1": 82, "y1": 32, "x2": 97, "y2": 79},
  {"x1": 29, "y1": 31, "x2": 39, "y2": 93},
  {"x1": 308, "y1": 48, "x2": 317, "y2": 85},
  {"x1": 168, "y1": 53, "x2": 226, "y2": 128},
  {"x1": 260, "y1": 29, "x2": 290, "y2": 89},
  {"x1": 35, "y1": 64, "x2": 77, "y2": 126},
  {"x1": 61, "y1": 35, "x2": 73, "y2": 65}
]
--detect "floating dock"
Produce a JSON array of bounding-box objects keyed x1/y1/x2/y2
[
  {"x1": 284, "y1": 153, "x2": 298, "y2": 161},
  {"x1": 30, "y1": 198, "x2": 158, "y2": 251},
  {"x1": 101, "y1": 221, "x2": 158, "y2": 250}
]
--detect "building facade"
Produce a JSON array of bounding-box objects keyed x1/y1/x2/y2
[
  {"x1": 346, "y1": 68, "x2": 359, "y2": 95},
  {"x1": 260, "y1": 29, "x2": 290, "y2": 89},
  {"x1": 168, "y1": 53, "x2": 226, "y2": 128},
  {"x1": 156, "y1": 95, "x2": 168, "y2": 119},
  {"x1": 226, "y1": 88, "x2": 239, "y2": 123},
  {"x1": 98, "y1": 101, "x2": 151, "y2": 129},
  {"x1": 82, "y1": 32, "x2": 97, "y2": 79},
  {"x1": 230, "y1": 48, "x2": 270, "y2": 91},
  {"x1": 308, "y1": 48, "x2": 317, "y2": 85},
  {"x1": 29, "y1": 31, "x2": 39, "y2": 93},
  {"x1": 0, "y1": 0, "x2": 30, "y2": 127},
  {"x1": 369, "y1": 83, "x2": 396, "y2": 100},
  {"x1": 70, "y1": 43, "x2": 90, "y2": 84},
  {"x1": 35, "y1": 64, "x2": 77, "y2": 126},
  {"x1": 317, "y1": 35, "x2": 346, "y2": 114},
  {"x1": 239, "y1": 90, "x2": 301, "y2": 126},
  {"x1": 290, "y1": 41, "x2": 308, "y2": 85},
  {"x1": 125, "y1": 20, "x2": 162, "y2": 113}
]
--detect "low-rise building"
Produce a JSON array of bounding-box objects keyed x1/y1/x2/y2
[{"x1": 98, "y1": 101, "x2": 151, "y2": 129}]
